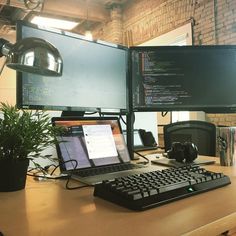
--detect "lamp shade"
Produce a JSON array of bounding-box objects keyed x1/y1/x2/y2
[{"x1": 0, "y1": 37, "x2": 63, "y2": 76}]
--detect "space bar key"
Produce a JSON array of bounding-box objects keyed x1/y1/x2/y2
[{"x1": 159, "y1": 181, "x2": 190, "y2": 193}]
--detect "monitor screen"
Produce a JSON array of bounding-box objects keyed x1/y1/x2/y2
[
  {"x1": 16, "y1": 21, "x2": 128, "y2": 114},
  {"x1": 131, "y1": 45, "x2": 236, "y2": 113}
]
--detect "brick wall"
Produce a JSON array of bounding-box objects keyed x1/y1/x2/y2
[
  {"x1": 94, "y1": 0, "x2": 236, "y2": 127},
  {"x1": 123, "y1": 0, "x2": 196, "y2": 45}
]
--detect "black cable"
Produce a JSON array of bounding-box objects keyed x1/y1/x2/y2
[
  {"x1": 27, "y1": 159, "x2": 92, "y2": 189},
  {"x1": 50, "y1": 159, "x2": 92, "y2": 190},
  {"x1": 119, "y1": 115, "x2": 126, "y2": 125},
  {"x1": 161, "y1": 111, "x2": 168, "y2": 117},
  {"x1": 27, "y1": 160, "x2": 73, "y2": 180},
  {"x1": 84, "y1": 111, "x2": 99, "y2": 115},
  {"x1": 27, "y1": 161, "x2": 71, "y2": 180},
  {"x1": 133, "y1": 151, "x2": 149, "y2": 164},
  {"x1": 28, "y1": 164, "x2": 50, "y2": 176},
  {"x1": 27, "y1": 173, "x2": 67, "y2": 179},
  {"x1": 65, "y1": 178, "x2": 93, "y2": 190},
  {"x1": 49, "y1": 160, "x2": 74, "y2": 176},
  {"x1": 57, "y1": 160, "x2": 93, "y2": 190}
]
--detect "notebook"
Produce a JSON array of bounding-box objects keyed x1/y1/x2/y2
[
  {"x1": 123, "y1": 129, "x2": 158, "y2": 151},
  {"x1": 52, "y1": 116, "x2": 158, "y2": 185}
]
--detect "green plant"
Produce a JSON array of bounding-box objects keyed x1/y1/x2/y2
[{"x1": 0, "y1": 102, "x2": 62, "y2": 161}]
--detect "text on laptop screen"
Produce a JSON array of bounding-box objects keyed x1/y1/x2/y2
[{"x1": 54, "y1": 118, "x2": 130, "y2": 171}]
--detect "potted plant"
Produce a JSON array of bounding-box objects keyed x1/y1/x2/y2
[{"x1": 0, "y1": 102, "x2": 62, "y2": 192}]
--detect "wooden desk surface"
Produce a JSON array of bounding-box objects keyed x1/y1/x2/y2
[{"x1": 0, "y1": 156, "x2": 236, "y2": 236}]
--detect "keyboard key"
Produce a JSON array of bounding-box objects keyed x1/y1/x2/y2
[{"x1": 159, "y1": 181, "x2": 190, "y2": 193}]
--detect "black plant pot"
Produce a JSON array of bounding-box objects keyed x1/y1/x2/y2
[{"x1": 0, "y1": 158, "x2": 29, "y2": 192}]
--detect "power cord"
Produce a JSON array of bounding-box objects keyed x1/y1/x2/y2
[
  {"x1": 119, "y1": 115, "x2": 126, "y2": 125},
  {"x1": 27, "y1": 162, "x2": 69, "y2": 180},
  {"x1": 27, "y1": 159, "x2": 92, "y2": 190},
  {"x1": 133, "y1": 151, "x2": 149, "y2": 165},
  {"x1": 63, "y1": 160, "x2": 93, "y2": 190}
]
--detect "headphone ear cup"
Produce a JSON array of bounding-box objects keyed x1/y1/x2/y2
[
  {"x1": 183, "y1": 142, "x2": 198, "y2": 163},
  {"x1": 167, "y1": 142, "x2": 185, "y2": 163}
]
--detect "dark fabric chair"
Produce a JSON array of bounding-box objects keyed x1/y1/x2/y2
[{"x1": 163, "y1": 120, "x2": 216, "y2": 156}]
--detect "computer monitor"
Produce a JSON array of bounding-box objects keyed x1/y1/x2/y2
[
  {"x1": 16, "y1": 21, "x2": 128, "y2": 114},
  {"x1": 131, "y1": 45, "x2": 236, "y2": 113}
]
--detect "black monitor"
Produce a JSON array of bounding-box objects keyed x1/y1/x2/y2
[
  {"x1": 131, "y1": 45, "x2": 236, "y2": 113},
  {"x1": 16, "y1": 21, "x2": 128, "y2": 114}
]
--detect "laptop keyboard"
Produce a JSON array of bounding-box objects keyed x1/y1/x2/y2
[{"x1": 76, "y1": 163, "x2": 142, "y2": 177}]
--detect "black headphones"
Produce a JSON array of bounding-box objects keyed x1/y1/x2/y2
[{"x1": 167, "y1": 142, "x2": 198, "y2": 163}]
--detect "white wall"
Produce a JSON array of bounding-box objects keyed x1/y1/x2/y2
[{"x1": 133, "y1": 112, "x2": 158, "y2": 142}]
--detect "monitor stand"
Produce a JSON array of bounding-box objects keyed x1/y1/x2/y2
[{"x1": 61, "y1": 111, "x2": 85, "y2": 117}]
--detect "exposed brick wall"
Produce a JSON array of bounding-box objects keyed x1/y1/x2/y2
[
  {"x1": 93, "y1": 5, "x2": 123, "y2": 44},
  {"x1": 123, "y1": 0, "x2": 196, "y2": 45},
  {"x1": 206, "y1": 113, "x2": 236, "y2": 127},
  {"x1": 121, "y1": 0, "x2": 236, "y2": 46},
  {"x1": 94, "y1": 0, "x2": 236, "y2": 127}
]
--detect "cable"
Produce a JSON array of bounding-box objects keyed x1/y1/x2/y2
[
  {"x1": 28, "y1": 159, "x2": 92, "y2": 189},
  {"x1": 28, "y1": 164, "x2": 54, "y2": 176},
  {"x1": 49, "y1": 159, "x2": 92, "y2": 190},
  {"x1": 65, "y1": 177, "x2": 93, "y2": 190},
  {"x1": 119, "y1": 115, "x2": 126, "y2": 125},
  {"x1": 27, "y1": 159, "x2": 78, "y2": 183},
  {"x1": 27, "y1": 173, "x2": 67, "y2": 180},
  {"x1": 84, "y1": 111, "x2": 99, "y2": 115},
  {"x1": 133, "y1": 151, "x2": 149, "y2": 164},
  {"x1": 161, "y1": 111, "x2": 168, "y2": 117},
  {"x1": 27, "y1": 161, "x2": 70, "y2": 180},
  {"x1": 56, "y1": 159, "x2": 93, "y2": 190}
]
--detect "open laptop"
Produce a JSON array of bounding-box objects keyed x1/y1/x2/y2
[
  {"x1": 52, "y1": 116, "x2": 158, "y2": 185},
  {"x1": 123, "y1": 129, "x2": 158, "y2": 151}
]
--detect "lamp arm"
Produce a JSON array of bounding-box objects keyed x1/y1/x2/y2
[
  {"x1": 0, "y1": 38, "x2": 10, "y2": 57},
  {"x1": 0, "y1": 58, "x2": 6, "y2": 75}
]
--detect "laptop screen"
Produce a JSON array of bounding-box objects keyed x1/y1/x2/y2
[{"x1": 52, "y1": 117, "x2": 130, "y2": 171}]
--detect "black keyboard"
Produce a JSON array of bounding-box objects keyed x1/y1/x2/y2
[{"x1": 94, "y1": 165, "x2": 231, "y2": 211}]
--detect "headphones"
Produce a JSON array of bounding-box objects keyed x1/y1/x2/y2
[{"x1": 167, "y1": 142, "x2": 198, "y2": 163}]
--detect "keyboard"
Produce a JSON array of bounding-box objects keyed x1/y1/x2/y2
[
  {"x1": 76, "y1": 163, "x2": 142, "y2": 177},
  {"x1": 94, "y1": 165, "x2": 231, "y2": 211}
]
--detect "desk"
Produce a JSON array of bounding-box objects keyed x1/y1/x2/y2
[{"x1": 0, "y1": 156, "x2": 236, "y2": 236}]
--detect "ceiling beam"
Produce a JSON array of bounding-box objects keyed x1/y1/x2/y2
[{"x1": 0, "y1": 0, "x2": 110, "y2": 23}]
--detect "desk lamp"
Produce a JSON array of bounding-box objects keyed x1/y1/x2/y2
[{"x1": 0, "y1": 37, "x2": 63, "y2": 76}]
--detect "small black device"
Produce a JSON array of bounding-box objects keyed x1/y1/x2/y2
[
  {"x1": 123, "y1": 129, "x2": 157, "y2": 151},
  {"x1": 94, "y1": 165, "x2": 231, "y2": 211},
  {"x1": 138, "y1": 129, "x2": 157, "y2": 147},
  {"x1": 167, "y1": 142, "x2": 198, "y2": 163}
]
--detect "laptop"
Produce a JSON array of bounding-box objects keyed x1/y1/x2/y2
[
  {"x1": 123, "y1": 129, "x2": 158, "y2": 151},
  {"x1": 52, "y1": 116, "x2": 159, "y2": 185}
]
